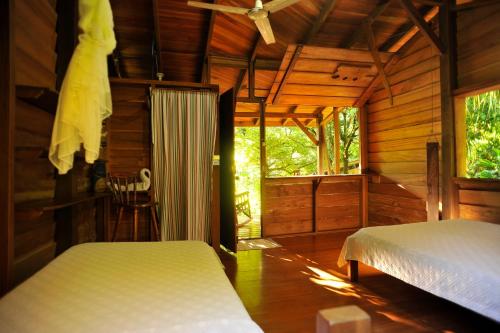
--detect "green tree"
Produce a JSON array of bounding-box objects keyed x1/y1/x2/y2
[
  {"x1": 265, "y1": 127, "x2": 317, "y2": 176},
  {"x1": 325, "y1": 107, "x2": 360, "y2": 174},
  {"x1": 466, "y1": 90, "x2": 500, "y2": 179}
]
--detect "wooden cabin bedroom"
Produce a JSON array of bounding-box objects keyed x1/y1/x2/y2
[{"x1": 1, "y1": 0, "x2": 499, "y2": 332}]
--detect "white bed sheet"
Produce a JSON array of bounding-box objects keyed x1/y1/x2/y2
[
  {"x1": 338, "y1": 219, "x2": 500, "y2": 322},
  {"x1": 0, "y1": 241, "x2": 263, "y2": 333}
]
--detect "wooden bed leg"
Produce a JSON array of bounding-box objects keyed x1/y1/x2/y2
[{"x1": 348, "y1": 260, "x2": 359, "y2": 282}]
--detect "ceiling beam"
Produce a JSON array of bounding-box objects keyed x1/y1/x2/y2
[
  {"x1": 355, "y1": 54, "x2": 400, "y2": 107},
  {"x1": 320, "y1": 107, "x2": 336, "y2": 126},
  {"x1": 235, "y1": 69, "x2": 246, "y2": 97},
  {"x1": 366, "y1": 21, "x2": 393, "y2": 105},
  {"x1": 280, "y1": 105, "x2": 299, "y2": 125},
  {"x1": 272, "y1": 44, "x2": 303, "y2": 104},
  {"x1": 152, "y1": 0, "x2": 163, "y2": 75},
  {"x1": 272, "y1": 0, "x2": 340, "y2": 105},
  {"x1": 342, "y1": 0, "x2": 391, "y2": 48},
  {"x1": 397, "y1": 0, "x2": 445, "y2": 54},
  {"x1": 235, "y1": 112, "x2": 318, "y2": 119},
  {"x1": 210, "y1": 55, "x2": 281, "y2": 70},
  {"x1": 453, "y1": 0, "x2": 498, "y2": 11},
  {"x1": 303, "y1": 0, "x2": 340, "y2": 42},
  {"x1": 201, "y1": 0, "x2": 217, "y2": 83},
  {"x1": 292, "y1": 118, "x2": 319, "y2": 146},
  {"x1": 384, "y1": 6, "x2": 439, "y2": 52}
]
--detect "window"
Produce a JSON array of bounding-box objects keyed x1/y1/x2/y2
[{"x1": 461, "y1": 90, "x2": 499, "y2": 179}]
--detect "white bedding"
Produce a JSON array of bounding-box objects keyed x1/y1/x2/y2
[
  {"x1": 0, "y1": 241, "x2": 263, "y2": 333},
  {"x1": 338, "y1": 219, "x2": 500, "y2": 322}
]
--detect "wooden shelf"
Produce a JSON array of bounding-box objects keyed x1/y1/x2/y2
[
  {"x1": 16, "y1": 192, "x2": 111, "y2": 213},
  {"x1": 16, "y1": 85, "x2": 59, "y2": 114}
]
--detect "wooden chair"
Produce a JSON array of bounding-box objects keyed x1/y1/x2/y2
[
  {"x1": 235, "y1": 191, "x2": 252, "y2": 227},
  {"x1": 107, "y1": 174, "x2": 160, "y2": 241}
]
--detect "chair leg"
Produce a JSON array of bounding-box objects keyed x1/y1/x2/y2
[
  {"x1": 133, "y1": 208, "x2": 139, "y2": 241},
  {"x1": 150, "y1": 206, "x2": 160, "y2": 241},
  {"x1": 112, "y1": 207, "x2": 124, "y2": 242}
]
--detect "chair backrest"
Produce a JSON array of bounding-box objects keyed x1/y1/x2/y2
[
  {"x1": 235, "y1": 191, "x2": 252, "y2": 219},
  {"x1": 107, "y1": 174, "x2": 139, "y2": 205}
]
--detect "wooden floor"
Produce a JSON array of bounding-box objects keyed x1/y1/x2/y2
[{"x1": 220, "y1": 231, "x2": 499, "y2": 333}]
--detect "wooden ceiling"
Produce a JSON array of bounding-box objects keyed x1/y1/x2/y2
[{"x1": 110, "y1": 0, "x2": 439, "y2": 126}]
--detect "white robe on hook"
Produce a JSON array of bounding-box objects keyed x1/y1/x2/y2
[{"x1": 49, "y1": 0, "x2": 116, "y2": 174}]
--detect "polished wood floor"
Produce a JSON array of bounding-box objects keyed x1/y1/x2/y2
[{"x1": 220, "y1": 231, "x2": 499, "y2": 333}]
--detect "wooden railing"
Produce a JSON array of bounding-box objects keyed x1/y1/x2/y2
[
  {"x1": 452, "y1": 178, "x2": 500, "y2": 224},
  {"x1": 262, "y1": 175, "x2": 367, "y2": 237}
]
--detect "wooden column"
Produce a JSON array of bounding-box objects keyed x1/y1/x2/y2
[
  {"x1": 359, "y1": 106, "x2": 368, "y2": 174},
  {"x1": 439, "y1": 0, "x2": 457, "y2": 219},
  {"x1": 259, "y1": 99, "x2": 266, "y2": 237},
  {"x1": 334, "y1": 109, "x2": 341, "y2": 174},
  {"x1": 317, "y1": 114, "x2": 328, "y2": 174},
  {"x1": 0, "y1": 0, "x2": 15, "y2": 295},
  {"x1": 426, "y1": 142, "x2": 440, "y2": 222}
]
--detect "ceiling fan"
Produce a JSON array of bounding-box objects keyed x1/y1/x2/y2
[{"x1": 187, "y1": 0, "x2": 302, "y2": 45}]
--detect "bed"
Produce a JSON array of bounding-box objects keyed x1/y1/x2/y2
[
  {"x1": 338, "y1": 219, "x2": 500, "y2": 322},
  {"x1": 0, "y1": 241, "x2": 263, "y2": 333}
]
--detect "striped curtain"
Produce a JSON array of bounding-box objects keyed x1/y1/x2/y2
[{"x1": 151, "y1": 89, "x2": 218, "y2": 242}]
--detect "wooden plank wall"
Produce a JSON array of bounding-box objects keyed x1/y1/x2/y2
[
  {"x1": 454, "y1": 178, "x2": 500, "y2": 224},
  {"x1": 107, "y1": 84, "x2": 151, "y2": 240},
  {"x1": 262, "y1": 176, "x2": 363, "y2": 237},
  {"x1": 449, "y1": 2, "x2": 500, "y2": 224},
  {"x1": 366, "y1": 33, "x2": 440, "y2": 226},
  {"x1": 13, "y1": 0, "x2": 58, "y2": 284},
  {"x1": 456, "y1": 2, "x2": 500, "y2": 91}
]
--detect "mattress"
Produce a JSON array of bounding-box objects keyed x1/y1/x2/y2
[
  {"x1": 338, "y1": 219, "x2": 500, "y2": 322},
  {"x1": 0, "y1": 241, "x2": 263, "y2": 333}
]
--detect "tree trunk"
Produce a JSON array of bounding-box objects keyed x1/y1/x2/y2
[{"x1": 343, "y1": 152, "x2": 349, "y2": 174}]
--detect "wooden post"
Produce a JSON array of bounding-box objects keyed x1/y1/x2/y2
[
  {"x1": 440, "y1": 0, "x2": 457, "y2": 219},
  {"x1": 317, "y1": 114, "x2": 328, "y2": 174},
  {"x1": 454, "y1": 96, "x2": 466, "y2": 177},
  {"x1": 427, "y1": 142, "x2": 440, "y2": 222},
  {"x1": 359, "y1": 106, "x2": 368, "y2": 174},
  {"x1": 248, "y1": 59, "x2": 255, "y2": 99},
  {"x1": 348, "y1": 260, "x2": 359, "y2": 282},
  {"x1": 361, "y1": 176, "x2": 368, "y2": 227},
  {"x1": 334, "y1": 109, "x2": 341, "y2": 174},
  {"x1": 0, "y1": 0, "x2": 15, "y2": 295},
  {"x1": 259, "y1": 99, "x2": 266, "y2": 237}
]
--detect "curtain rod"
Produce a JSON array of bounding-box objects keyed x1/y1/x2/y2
[{"x1": 109, "y1": 77, "x2": 219, "y2": 92}]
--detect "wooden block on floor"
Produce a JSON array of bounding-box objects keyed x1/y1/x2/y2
[{"x1": 317, "y1": 305, "x2": 371, "y2": 333}]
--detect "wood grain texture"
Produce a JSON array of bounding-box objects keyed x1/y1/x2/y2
[
  {"x1": 263, "y1": 176, "x2": 364, "y2": 236},
  {"x1": 367, "y1": 32, "x2": 441, "y2": 226},
  {"x1": 221, "y1": 232, "x2": 499, "y2": 332},
  {"x1": 454, "y1": 178, "x2": 500, "y2": 224},
  {"x1": 0, "y1": 0, "x2": 15, "y2": 295},
  {"x1": 456, "y1": 2, "x2": 500, "y2": 91}
]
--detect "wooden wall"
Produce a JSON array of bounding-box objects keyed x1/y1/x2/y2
[
  {"x1": 366, "y1": 34, "x2": 440, "y2": 226},
  {"x1": 262, "y1": 175, "x2": 364, "y2": 237},
  {"x1": 13, "y1": 0, "x2": 58, "y2": 284},
  {"x1": 107, "y1": 83, "x2": 151, "y2": 241},
  {"x1": 456, "y1": 2, "x2": 500, "y2": 92},
  {"x1": 3, "y1": 0, "x2": 67, "y2": 289},
  {"x1": 450, "y1": 2, "x2": 500, "y2": 225},
  {"x1": 453, "y1": 178, "x2": 500, "y2": 224}
]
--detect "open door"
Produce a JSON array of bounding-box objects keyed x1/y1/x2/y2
[{"x1": 219, "y1": 88, "x2": 237, "y2": 252}]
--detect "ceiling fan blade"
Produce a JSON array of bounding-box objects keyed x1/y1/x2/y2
[
  {"x1": 187, "y1": 1, "x2": 249, "y2": 15},
  {"x1": 263, "y1": 0, "x2": 302, "y2": 13},
  {"x1": 254, "y1": 17, "x2": 276, "y2": 44}
]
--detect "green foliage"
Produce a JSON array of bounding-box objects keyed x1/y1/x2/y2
[
  {"x1": 265, "y1": 127, "x2": 317, "y2": 177},
  {"x1": 466, "y1": 90, "x2": 500, "y2": 179},
  {"x1": 234, "y1": 127, "x2": 261, "y2": 215},
  {"x1": 325, "y1": 107, "x2": 360, "y2": 174}
]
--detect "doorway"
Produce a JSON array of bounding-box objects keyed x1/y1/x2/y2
[{"x1": 234, "y1": 127, "x2": 262, "y2": 240}]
